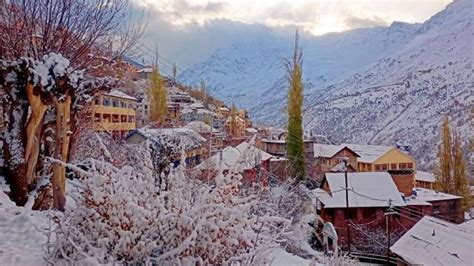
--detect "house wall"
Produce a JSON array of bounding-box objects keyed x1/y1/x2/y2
[
  {"x1": 429, "y1": 199, "x2": 464, "y2": 223},
  {"x1": 314, "y1": 148, "x2": 358, "y2": 175},
  {"x1": 320, "y1": 205, "x2": 431, "y2": 249},
  {"x1": 415, "y1": 180, "x2": 434, "y2": 189},
  {"x1": 92, "y1": 94, "x2": 136, "y2": 137},
  {"x1": 262, "y1": 141, "x2": 286, "y2": 157},
  {"x1": 370, "y1": 148, "x2": 416, "y2": 172},
  {"x1": 390, "y1": 171, "x2": 415, "y2": 197}
]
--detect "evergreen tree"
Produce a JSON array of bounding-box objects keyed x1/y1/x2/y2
[
  {"x1": 149, "y1": 66, "x2": 167, "y2": 125},
  {"x1": 452, "y1": 130, "x2": 470, "y2": 211},
  {"x1": 172, "y1": 62, "x2": 177, "y2": 82},
  {"x1": 285, "y1": 31, "x2": 305, "y2": 180},
  {"x1": 435, "y1": 116, "x2": 453, "y2": 193},
  {"x1": 229, "y1": 104, "x2": 238, "y2": 137},
  {"x1": 200, "y1": 80, "x2": 206, "y2": 96}
]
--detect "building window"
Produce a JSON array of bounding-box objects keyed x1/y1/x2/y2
[
  {"x1": 112, "y1": 99, "x2": 119, "y2": 107},
  {"x1": 390, "y1": 163, "x2": 397, "y2": 170},
  {"x1": 375, "y1": 164, "x2": 388, "y2": 171},
  {"x1": 121, "y1": 115, "x2": 127, "y2": 123},
  {"x1": 94, "y1": 113, "x2": 101, "y2": 122},
  {"x1": 406, "y1": 163, "x2": 413, "y2": 169},
  {"x1": 94, "y1": 98, "x2": 100, "y2": 105},
  {"x1": 121, "y1": 101, "x2": 126, "y2": 108},
  {"x1": 448, "y1": 202, "x2": 457, "y2": 213},
  {"x1": 103, "y1": 114, "x2": 111, "y2": 122},
  {"x1": 103, "y1": 98, "x2": 110, "y2": 106},
  {"x1": 433, "y1": 205, "x2": 440, "y2": 214},
  {"x1": 112, "y1": 114, "x2": 120, "y2": 123}
]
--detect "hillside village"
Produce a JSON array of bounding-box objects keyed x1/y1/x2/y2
[
  {"x1": 1, "y1": 54, "x2": 473, "y2": 265},
  {"x1": 0, "y1": 0, "x2": 473, "y2": 265},
  {"x1": 27, "y1": 57, "x2": 469, "y2": 264}
]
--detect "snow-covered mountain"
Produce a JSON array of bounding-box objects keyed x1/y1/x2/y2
[{"x1": 180, "y1": 0, "x2": 473, "y2": 168}]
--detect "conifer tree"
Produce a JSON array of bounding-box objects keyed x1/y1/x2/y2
[
  {"x1": 452, "y1": 130, "x2": 470, "y2": 211},
  {"x1": 149, "y1": 66, "x2": 167, "y2": 125},
  {"x1": 285, "y1": 31, "x2": 305, "y2": 180},
  {"x1": 200, "y1": 79, "x2": 207, "y2": 99},
  {"x1": 172, "y1": 62, "x2": 177, "y2": 82},
  {"x1": 229, "y1": 104, "x2": 238, "y2": 137},
  {"x1": 435, "y1": 116, "x2": 453, "y2": 193}
]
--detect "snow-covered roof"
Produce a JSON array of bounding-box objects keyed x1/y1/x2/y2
[
  {"x1": 262, "y1": 139, "x2": 286, "y2": 144},
  {"x1": 199, "y1": 142, "x2": 272, "y2": 170},
  {"x1": 409, "y1": 187, "x2": 462, "y2": 202},
  {"x1": 190, "y1": 102, "x2": 205, "y2": 109},
  {"x1": 415, "y1": 171, "x2": 435, "y2": 183},
  {"x1": 197, "y1": 109, "x2": 213, "y2": 115},
  {"x1": 342, "y1": 144, "x2": 392, "y2": 163},
  {"x1": 321, "y1": 172, "x2": 406, "y2": 208},
  {"x1": 391, "y1": 216, "x2": 473, "y2": 265},
  {"x1": 313, "y1": 144, "x2": 359, "y2": 158},
  {"x1": 459, "y1": 219, "x2": 474, "y2": 231},
  {"x1": 245, "y1": 128, "x2": 258, "y2": 133},
  {"x1": 105, "y1": 90, "x2": 137, "y2": 101},
  {"x1": 236, "y1": 142, "x2": 272, "y2": 162},
  {"x1": 137, "y1": 67, "x2": 153, "y2": 73},
  {"x1": 218, "y1": 106, "x2": 230, "y2": 112},
  {"x1": 185, "y1": 121, "x2": 218, "y2": 134},
  {"x1": 128, "y1": 127, "x2": 206, "y2": 150}
]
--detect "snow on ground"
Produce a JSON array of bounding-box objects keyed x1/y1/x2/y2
[
  {"x1": 0, "y1": 188, "x2": 49, "y2": 266},
  {"x1": 267, "y1": 248, "x2": 313, "y2": 266}
]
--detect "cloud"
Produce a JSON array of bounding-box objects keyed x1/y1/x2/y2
[{"x1": 129, "y1": 0, "x2": 453, "y2": 68}]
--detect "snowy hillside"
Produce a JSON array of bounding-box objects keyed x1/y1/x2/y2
[
  {"x1": 180, "y1": 0, "x2": 473, "y2": 168},
  {"x1": 179, "y1": 20, "x2": 420, "y2": 108}
]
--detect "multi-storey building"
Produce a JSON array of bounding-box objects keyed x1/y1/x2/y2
[
  {"x1": 343, "y1": 144, "x2": 416, "y2": 172},
  {"x1": 91, "y1": 90, "x2": 137, "y2": 138}
]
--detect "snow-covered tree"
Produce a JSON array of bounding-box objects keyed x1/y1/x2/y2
[
  {"x1": 49, "y1": 143, "x2": 292, "y2": 264},
  {"x1": 0, "y1": 0, "x2": 143, "y2": 209}
]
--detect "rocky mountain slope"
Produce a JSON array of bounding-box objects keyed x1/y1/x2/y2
[{"x1": 180, "y1": 0, "x2": 473, "y2": 169}]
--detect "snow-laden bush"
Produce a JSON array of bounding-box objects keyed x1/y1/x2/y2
[{"x1": 50, "y1": 148, "x2": 291, "y2": 264}]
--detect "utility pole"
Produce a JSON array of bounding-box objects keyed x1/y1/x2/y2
[
  {"x1": 385, "y1": 199, "x2": 395, "y2": 265},
  {"x1": 343, "y1": 157, "x2": 351, "y2": 254}
]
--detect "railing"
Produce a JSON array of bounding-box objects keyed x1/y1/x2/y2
[{"x1": 342, "y1": 251, "x2": 398, "y2": 265}]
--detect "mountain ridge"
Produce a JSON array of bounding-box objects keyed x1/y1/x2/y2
[{"x1": 180, "y1": 0, "x2": 473, "y2": 169}]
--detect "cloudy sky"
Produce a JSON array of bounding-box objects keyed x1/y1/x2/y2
[{"x1": 131, "y1": 0, "x2": 452, "y2": 69}]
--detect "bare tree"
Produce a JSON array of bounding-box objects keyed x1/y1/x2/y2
[
  {"x1": 0, "y1": 0, "x2": 144, "y2": 210},
  {"x1": 0, "y1": 0, "x2": 144, "y2": 67}
]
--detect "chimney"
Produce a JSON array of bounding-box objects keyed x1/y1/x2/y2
[{"x1": 388, "y1": 169, "x2": 415, "y2": 197}]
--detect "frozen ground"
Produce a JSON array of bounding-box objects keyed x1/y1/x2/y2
[{"x1": 0, "y1": 187, "x2": 49, "y2": 266}]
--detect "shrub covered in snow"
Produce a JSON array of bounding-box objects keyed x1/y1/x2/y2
[{"x1": 50, "y1": 148, "x2": 291, "y2": 264}]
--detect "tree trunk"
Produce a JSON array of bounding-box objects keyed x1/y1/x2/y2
[
  {"x1": 52, "y1": 94, "x2": 72, "y2": 211},
  {"x1": 25, "y1": 83, "x2": 48, "y2": 186},
  {"x1": 2, "y1": 86, "x2": 29, "y2": 206}
]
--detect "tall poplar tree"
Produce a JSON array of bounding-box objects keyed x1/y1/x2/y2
[
  {"x1": 229, "y1": 104, "x2": 238, "y2": 137},
  {"x1": 286, "y1": 31, "x2": 305, "y2": 180},
  {"x1": 172, "y1": 62, "x2": 177, "y2": 82},
  {"x1": 149, "y1": 66, "x2": 167, "y2": 125},
  {"x1": 435, "y1": 116, "x2": 470, "y2": 211},
  {"x1": 452, "y1": 131, "x2": 470, "y2": 211},
  {"x1": 435, "y1": 116, "x2": 453, "y2": 193}
]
